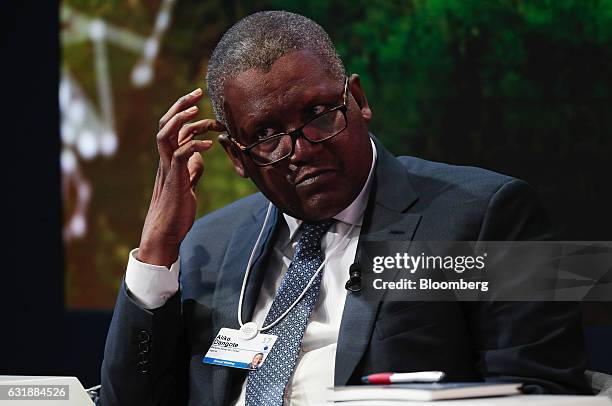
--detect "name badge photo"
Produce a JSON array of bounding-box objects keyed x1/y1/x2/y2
[{"x1": 203, "y1": 328, "x2": 277, "y2": 370}]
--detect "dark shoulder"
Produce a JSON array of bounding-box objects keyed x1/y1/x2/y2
[
  {"x1": 195, "y1": 192, "x2": 268, "y2": 228},
  {"x1": 397, "y1": 155, "x2": 517, "y2": 201},
  {"x1": 181, "y1": 192, "x2": 268, "y2": 251},
  {"x1": 395, "y1": 155, "x2": 547, "y2": 240}
]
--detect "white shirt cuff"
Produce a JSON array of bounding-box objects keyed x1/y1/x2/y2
[{"x1": 124, "y1": 248, "x2": 180, "y2": 309}]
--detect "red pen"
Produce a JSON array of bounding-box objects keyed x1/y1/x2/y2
[{"x1": 361, "y1": 371, "x2": 445, "y2": 384}]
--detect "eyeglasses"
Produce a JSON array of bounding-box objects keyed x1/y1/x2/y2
[{"x1": 229, "y1": 77, "x2": 349, "y2": 166}]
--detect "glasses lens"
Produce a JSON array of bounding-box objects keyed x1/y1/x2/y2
[
  {"x1": 303, "y1": 109, "x2": 346, "y2": 141},
  {"x1": 248, "y1": 108, "x2": 347, "y2": 166},
  {"x1": 250, "y1": 134, "x2": 292, "y2": 165}
]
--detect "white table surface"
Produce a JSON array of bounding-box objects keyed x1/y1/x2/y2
[{"x1": 324, "y1": 394, "x2": 612, "y2": 405}]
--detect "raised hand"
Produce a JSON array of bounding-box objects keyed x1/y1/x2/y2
[{"x1": 138, "y1": 88, "x2": 226, "y2": 267}]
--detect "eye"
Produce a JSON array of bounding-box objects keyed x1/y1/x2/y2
[
  {"x1": 311, "y1": 105, "x2": 327, "y2": 115},
  {"x1": 255, "y1": 127, "x2": 278, "y2": 140}
]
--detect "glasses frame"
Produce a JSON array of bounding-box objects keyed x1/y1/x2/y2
[{"x1": 228, "y1": 77, "x2": 349, "y2": 166}]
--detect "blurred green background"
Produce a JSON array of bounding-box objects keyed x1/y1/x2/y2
[{"x1": 61, "y1": 0, "x2": 612, "y2": 309}]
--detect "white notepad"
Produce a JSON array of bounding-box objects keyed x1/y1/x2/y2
[{"x1": 330, "y1": 382, "x2": 521, "y2": 402}]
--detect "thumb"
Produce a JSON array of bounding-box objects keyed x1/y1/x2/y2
[{"x1": 188, "y1": 153, "x2": 204, "y2": 188}]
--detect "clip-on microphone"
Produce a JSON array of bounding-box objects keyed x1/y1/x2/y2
[{"x1": 345, "y1": 263, "x2": 362, "y2": 292}]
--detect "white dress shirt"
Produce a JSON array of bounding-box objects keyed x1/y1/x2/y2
[{"x1": 125, "y1": 139, "x2": 377, "y2": 405}]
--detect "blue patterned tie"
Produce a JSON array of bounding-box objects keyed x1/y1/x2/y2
[{"x1": 245, "y1": 220, "x2": 334, "y2": 405}]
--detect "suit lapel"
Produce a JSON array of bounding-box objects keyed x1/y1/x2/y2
[
  {"x1": 335, "y1": 137, "x2": 422, "y2": 385},
  {"x1": 210, "y1": 198, "x2": 278, "y2": 404}
]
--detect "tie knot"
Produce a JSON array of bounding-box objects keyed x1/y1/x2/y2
[
  {"x1": 298, "y1": 219, "x2": 335, "y2": 247},
  {"x1": 303, "y1": 219, "x2": 334, "y2": 236}
]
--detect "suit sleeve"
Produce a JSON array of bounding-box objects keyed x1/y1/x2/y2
[
  {"x1": 464, "y1": 179, "x2": 591, "y2": 394},
  {"x1": 100, "y1": 280, "x2": 189, "y2": 405}
]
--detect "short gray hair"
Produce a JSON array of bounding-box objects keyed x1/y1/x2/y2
[{"x1": 206, "y1": 10, "x2": 345, "y2": 125}]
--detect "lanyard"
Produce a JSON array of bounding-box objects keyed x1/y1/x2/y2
[{"x1": 236, "y1": 202, "x2": 355, "y2": 336}]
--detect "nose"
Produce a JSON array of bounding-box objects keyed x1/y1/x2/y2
[{"x1": 288, "y1": 130, "x2": 318, "y2": 165}]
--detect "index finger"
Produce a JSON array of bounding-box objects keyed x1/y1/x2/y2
[
  {"x1": 178, "y1": 119, "x2": 227, "y2": 146},
  {"x1": 158, "y1": 88, "x2": 203, "y2": 130}
]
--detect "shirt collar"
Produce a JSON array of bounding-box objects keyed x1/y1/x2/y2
[{"x1": 283, "y1": 138, "x2": 378, "y2": 240}]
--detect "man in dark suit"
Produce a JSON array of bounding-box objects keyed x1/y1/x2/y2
[{"x1": 100, "y1": 10, "x2": 589, "y2": 405}]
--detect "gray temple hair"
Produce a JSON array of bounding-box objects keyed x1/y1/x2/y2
[{"x1": 205, "y1": 10, "x2": 345, "y2": 125}]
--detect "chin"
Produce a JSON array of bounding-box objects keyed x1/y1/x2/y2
[{"x1": 296, "y1": 195, "x2": 348, "y2": 222}]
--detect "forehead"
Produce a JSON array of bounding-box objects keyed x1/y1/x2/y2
[{"x1": 223, "y1": 50, "x2": 341, "y2": 130}]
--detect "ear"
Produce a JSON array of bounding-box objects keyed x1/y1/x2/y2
[
  {"x1": 219, "y1": 133, "x2": 249, "y2": 178},
  {"x1": 348, "y1": 74, "x2": 372, "y2": 124}
]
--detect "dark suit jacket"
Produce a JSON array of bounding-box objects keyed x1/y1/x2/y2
[{"x1": 100, "y1": 137, "x2": 590, "y2": 405}]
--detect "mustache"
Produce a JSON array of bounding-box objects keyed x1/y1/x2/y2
[{"x1": 288, "y1": 167, "x2": 336, "y2": 186}]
